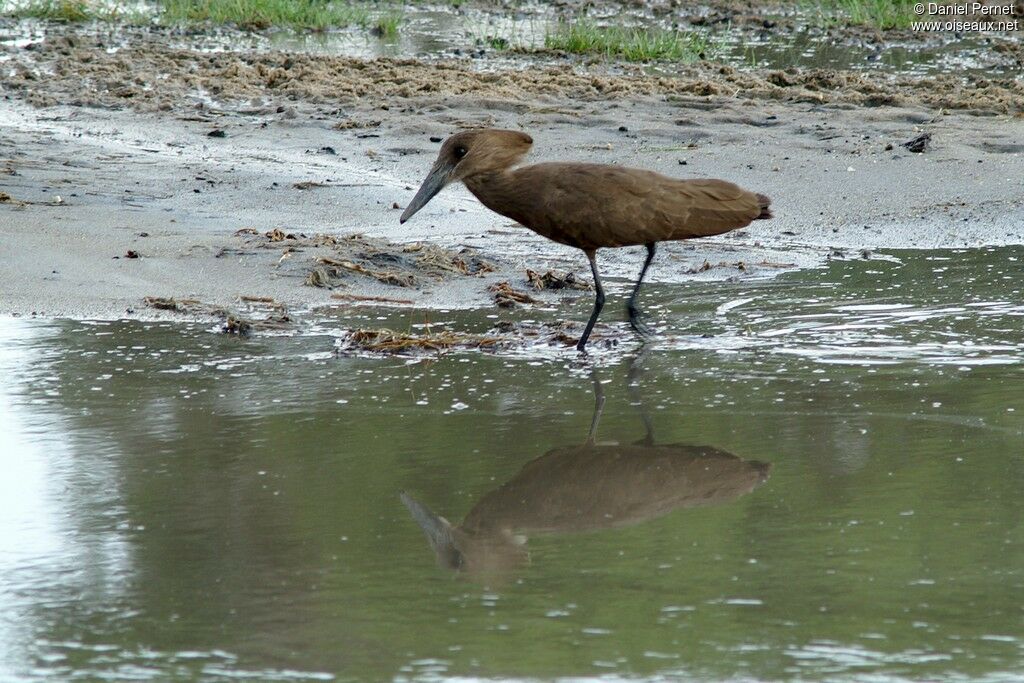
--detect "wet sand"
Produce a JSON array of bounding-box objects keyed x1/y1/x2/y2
[{"x1": 1, "y1": 24, "x2": 1023, "y2": 323}]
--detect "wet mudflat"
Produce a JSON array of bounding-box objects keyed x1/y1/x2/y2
[{"x1": 2, "y1": 247, "x2": 1023, "y2": 682}]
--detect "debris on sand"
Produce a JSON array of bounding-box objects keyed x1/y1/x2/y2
[
  {"x1": 332, "y1": 119, "x2": 381, "y2": 130},
  {"x1": 265, "y1": 228, "x2": 296, "y2": 242},
  {"x1": 526, "y1": 268, "x2": 591, "y2": 291},
  {"x1": 221, "y1": 311, "x2": 292, "y2": 335},
  {"x1": 304, "y1": 267, "x2": 335, "y2": 288},
  {"x1": 331, "y1": 293, "x2": 414, "y2": 305},
  {"x1": 292, "y1": 181, "x2": 327, "y2": 190},
  {"x1": 405, "y1": 242, "x2": 494, "y2": 277},
  {"x1": 143, "y1": 296, "x2": 196, "y2": 312},
  {"x1": 488, "y1": 282, "x2": 539, "y2": 308},
  {"x1": 0, "y1": 192, "x2": 26, "y2": 207},
  {"x1": 316, "y1": 256, "x2": 417, "y2": 287},
  {"x1": 143, "y1": 296, "x2": 293, "y2": 335},
  {"x1": 901, "y1": 132, "x2": 932, "y2": 153},
  {"x1": 684, "y1": 260, "x2": 732, "y2": 273},
  {"x1": 229, "y1": 230, "x2": 496, "y2": 290}
]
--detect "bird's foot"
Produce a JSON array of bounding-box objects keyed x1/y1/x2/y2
[{"x1": 627, "y1": 306, "x2": 653, "y2": 339}]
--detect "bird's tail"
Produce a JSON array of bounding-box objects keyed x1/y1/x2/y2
[{"x1": 755, "y1": 193, "x2": 772, "y2": 220}]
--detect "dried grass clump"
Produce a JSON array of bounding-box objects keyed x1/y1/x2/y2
[
  {"x1": 143, "y1": 296, "x2": 292, "y2": 335},
  {"x1": 339, "y1": 328, "x2": 502, "y2": 353},
  {"x1": 338, "y1": 320, "x2": 616, "y2": 356},
  {"x1": 406, "y1": 242, "x2": 494, "y2": 277},
  {"x1": 316, "y1": 256, "x2": 417, "y2": 287},
  {"x1": 525, "y1": 268, "x2": 591, "y2": 291},
  {"x1": 488, "y1": 282, "x2": 538, "y2": 308}
]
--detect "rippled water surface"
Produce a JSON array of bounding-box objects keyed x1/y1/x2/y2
[{"x1": 2, "y1": 248, "x2": 1023, "y2": 681}]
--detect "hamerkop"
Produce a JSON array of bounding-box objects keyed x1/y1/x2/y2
[
  {"x1": 401, "y1": 369, "x2": 771, "y2": 578},
  {"x1": 401, "y1": 129, "x2": 773, "y2": 351}
]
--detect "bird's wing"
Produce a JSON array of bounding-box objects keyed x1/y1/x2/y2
[{"x1": 514, "y1": 164, "x2": 763, "y2": 249}]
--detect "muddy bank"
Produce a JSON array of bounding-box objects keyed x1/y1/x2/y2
[
  {"x1": 5, "y1": 33, "x2": 1023, "y2": 115},
  {"x1": 1, "y1": 22, "x2": 1023, "y2": 327}
]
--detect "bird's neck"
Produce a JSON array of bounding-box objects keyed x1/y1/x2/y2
[{"x1": 461, "y1": 170, "x2": 523, "y2": 223}]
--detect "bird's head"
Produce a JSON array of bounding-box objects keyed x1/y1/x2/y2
[{"x1": 400, "y1": 128, "x2": 533, "y2": 223}]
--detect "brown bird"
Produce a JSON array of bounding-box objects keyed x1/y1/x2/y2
[{"x1": 401, "y1": 128, "x2": 772, "y2": 351}]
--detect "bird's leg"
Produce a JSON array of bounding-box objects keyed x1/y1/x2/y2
[
  {"x1": 626, "y1": 353, "x2": 655, "y2": 446},
  {"x1": 585, "y1": 369, "x2": 606, "y2": 444},
  {"x1": 627, "y1": 243, "x2": 657, "y2": 338},
  {"x1": 576, "y1": 250, "x2": 605, "y2": 353}
]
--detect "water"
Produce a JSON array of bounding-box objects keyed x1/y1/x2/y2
[
  {"x1": 258, "y1": 7, "x2": 1024, "y2": 78},
  {"x1": 2, "y1": 248, "x2": 1023, "y2": 681},
  {"x1": 2, "y1": 4, "x2": 1019, "y2": 77}
]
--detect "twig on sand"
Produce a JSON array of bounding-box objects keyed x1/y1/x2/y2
[{"x1": 331, "y1": 293, "x2": 415, "y2": 305}]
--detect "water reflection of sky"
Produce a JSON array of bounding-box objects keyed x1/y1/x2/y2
[{"x1": 0, "y1": 322, "x2": 129, "y2": 679}]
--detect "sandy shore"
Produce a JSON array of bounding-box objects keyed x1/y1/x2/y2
[{"x1": 1, "y1": 25, "x2": 1023, "y2": 323}]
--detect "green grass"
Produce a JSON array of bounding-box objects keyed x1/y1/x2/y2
[
  {"x1": 809, "y1": 0, "x2": 917, "y2": 29},
  {"x1": 544, "y1": 20, "x2": 709, "y2": 62},
  {"x1": 3, "y1": 0, "x2": 152, "y2": 22},
  {"x1": 2, "y1": 0, "x2": 378, "y2": 30},
  {"x1": 372, "y1": 11, "x2": 401, "y2": 38},
  {"x1": 160, "y1": 0, "x2": 370, "y2": 31},
  {"x1": 6, "y1": 0, "x2": 99, "y2": 21},
  {"x1": 484, "y1": 35, "x2": 509, "y2": 50}
]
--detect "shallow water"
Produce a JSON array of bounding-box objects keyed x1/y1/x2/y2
[
  {"x1": 263, "y1": 6, "x2": 1024, "y2": 78},
  {"x1": 2, "y1": 247, "x2": 1023, "y2": 682}
]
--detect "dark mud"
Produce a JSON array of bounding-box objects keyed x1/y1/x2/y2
[{"x1": 3, "y1": 32, "x2": 1022, "y2": 115}]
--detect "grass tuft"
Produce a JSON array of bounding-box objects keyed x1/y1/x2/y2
[
  {"x1": 810, "y1": 0, "x2": 918, "y2": 29},
  {"x1": 544, "y1": 20, "x2": 709, "y2": 62},
  {"x1": 485, "y1": 35, "x2": 508, "y2": 50},
  {"x1": 7, "y1": 0, "x2": 95, "y2": 21},
  {"x1": 3, "y1": 0, "x2": 152, "y2": 23},
  {"x1": 159, "y1": 0, "x2": 371, "y2": 31},
  {"x1": 372, "y1": 11, "x2": 401, "y2": 38}
]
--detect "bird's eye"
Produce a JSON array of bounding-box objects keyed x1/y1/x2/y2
[{"x1": 454, "y1": 146, "x2": 467, "y2": 160}]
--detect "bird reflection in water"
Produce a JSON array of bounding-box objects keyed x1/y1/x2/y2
[{"x1": 401, "y1": 365, "x2": 771, "y2": 578}]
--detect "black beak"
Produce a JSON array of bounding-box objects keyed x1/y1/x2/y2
[{"x1": 400, "y1": 162, "x2": 452, "y2": 224}]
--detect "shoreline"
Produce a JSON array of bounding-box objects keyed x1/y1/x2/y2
[{"x1": 1, "y1": 24, "x2": 1023, "y2": 326}]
